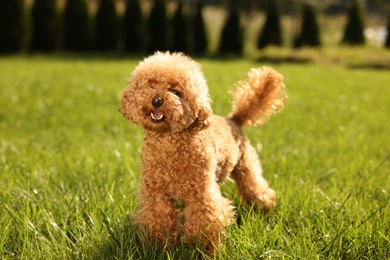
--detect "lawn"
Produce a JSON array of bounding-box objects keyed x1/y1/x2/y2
[{"x1": 0, "y1": 53, "x2": 389, "y2": 259}]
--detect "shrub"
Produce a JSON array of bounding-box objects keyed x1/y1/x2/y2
[
  {"x1": 147, "y1": 0, "x2": 168, "y2": 53},
  {"x1": 30, "y1": 0, "x2": 59, "y2": 52},
  {"x1": 123, "y1": 0, "x2": 144, "y2": 53},
  {"x1": 94, "y1": 0, "x2": 118, "y2": 51},
  {"x1": 219, "y1": 1, "x2": 243, "y2": 54},
  {"x1": 63, "y1": 0, "x2": 90, "y2": 51},
  {"x1": 193, "y1": 1, "x2": 208, "y2": 54},
  {"x1": 385, "y1": 14, "x2": 390, "y2": 48},
  {"x1": 257, "y1": 1, "x2": 282, "y2": 49},
  {"x1": 341, "y1": 0, "x2": 365, "y2": 45},
  {"x1": 0, "y1": 0, "x2": 26, "y2": 53},
  {"x1": 294, "y1": 5, "x2": 321, "y2": 48},
  {"x1": 171, "y1": 1, "x2": 189, "y2": 53}
]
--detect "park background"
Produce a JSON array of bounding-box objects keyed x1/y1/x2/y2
[
  {"x1": 1, "y1": 0, "x2": 389, "y2": 259},
  {"x1": 1, "y1": 0, "x2": 390, "y2": 55}
]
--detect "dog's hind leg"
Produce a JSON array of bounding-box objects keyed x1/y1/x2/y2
[{"x1": 231, "y1": 140, "x2": 277, "y2": 211}]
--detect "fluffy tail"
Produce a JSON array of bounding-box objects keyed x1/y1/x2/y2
[{"x1": 228, "y1": 67, "x2": 287, "y2": 128}]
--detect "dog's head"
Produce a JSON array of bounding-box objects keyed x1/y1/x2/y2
[{"x1": 119, "y1": 52, "x2": 212, "y2": 133}]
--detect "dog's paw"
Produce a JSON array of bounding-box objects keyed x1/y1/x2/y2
[{"x1": 260, "y1": 188, "x2": 277, "y2": 212}]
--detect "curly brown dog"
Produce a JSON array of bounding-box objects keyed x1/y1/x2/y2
[{"x1": 119, "y1": 52, "x2": 286, "y2": 251}]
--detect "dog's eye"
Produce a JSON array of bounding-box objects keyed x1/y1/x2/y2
[{"x1": 170, "y1": 89, "x2": 181, "y2": 97}]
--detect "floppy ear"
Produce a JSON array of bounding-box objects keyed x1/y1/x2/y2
[
  {"x1": 193, "y1": 100, "x2": 212, "y2": 128},
  {"x1": 118, "y1": 88, "x2": 134, "y2": 122},
  {"x1": 190, "y1": 73, "x2": 212, "y2": 127},
  {"x1": 197, "y1": 106, "x2": 211, "y2": 125}
]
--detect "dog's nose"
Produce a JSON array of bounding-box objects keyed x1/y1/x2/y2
[{"x1": 151, "y1": 96, "x2": 164, "y2": 108}]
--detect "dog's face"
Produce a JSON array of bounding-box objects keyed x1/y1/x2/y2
[{"x1": 119, "y1": 52, "x2": 212, "y2": 133}]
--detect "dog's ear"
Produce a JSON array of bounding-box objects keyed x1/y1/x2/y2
[
  {"x1": 196, "y1": 104, "x2": 212, "y2": 127},
  {"x1": 118, "y1": 88, "x2": 135, "y2": 122}
]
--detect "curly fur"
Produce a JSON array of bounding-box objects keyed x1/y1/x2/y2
[
  {"x1": 119, "y1": 52, "x2": 286, "y2": 252},
  {"x1": 229, "y1": 68, "x2": 286, "y2": 127}
]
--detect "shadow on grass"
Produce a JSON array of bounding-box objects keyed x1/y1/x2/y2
[
  {"x1": 97, "y1": 215, "x2": 209, "y2": 259},
  {"x1": 22, "y1": 52, "x2": 146, "y2": 62},
  {"x1": 256, "y1": 55, "x2": 312, "y2": 64},
  {"x1": 348, "y1": 61, "x2": 390, "y2": 70}
]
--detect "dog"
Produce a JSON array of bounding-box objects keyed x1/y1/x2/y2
[{"x1": 119, "y1": 52, "x2": 286, "y2": 251}]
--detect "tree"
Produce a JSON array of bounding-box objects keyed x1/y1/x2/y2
[
  {"x1": 0, "y1": 0, "x2": 26, "y2": 53},
  {"x1": 171, "y1": 1, "x2": 189, "y2": 53},
  {"x1": 385, "y1": 14, "x2": 390, "y2": 48},
  {"x1": 95, "y1": 0, "x2": 118, "y2": 51},
  {"x1": 294, "y1": 5, "x2": 321, "y2": 48},
  {"x1": 147, "y1": 0, "x2": 168, "y2": 53},
  {"x1": 257, "y1": 1, "x2": 282, "y2": 49},
  {"x1": 64, "y1": 0, "x2": 90, "y2": 51},
  {"x1": 123, "y1": 0, "x2": 144, "y2": 52},
  {"x1": 193, "y1": 1, "x2": 208, "y2": 54},
  {"x1": 219, "y1": 1, "x2": 243, "y2": 54},
  {"x1": 341, "y1": 0, "x2": 365, "y2": 45},
  {"x1": 30, "y1": 0, "x2": 59, "y2": 52}
]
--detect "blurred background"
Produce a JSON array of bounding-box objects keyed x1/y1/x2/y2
[{"x1": 0, "y1": 0, "x2": 389, "y2": 58}]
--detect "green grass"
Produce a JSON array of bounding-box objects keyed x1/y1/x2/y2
[{"x1": 0, "y1": 53, "x2": 389, "y2": 259}]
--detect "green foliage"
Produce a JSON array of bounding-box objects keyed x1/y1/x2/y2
[
  {"x1": 123, "y1": 0, "x2": 144, "y2": 53},
  {"x1": 0, "y1": 0, "x2": 26, "y2": 53},
  {"x1": 342, "y1": 0, "x2": 365, "y2": 45},
  {"x1": 218, "y1": 1, "x2": 243, "y2": 54},
  {"x1": 94, "y1": 0, "x2": 118, "y2": 51},
  {"x1": 0, "y1": 55, "x2": 389, "y2": 259},
  {"x1": 147, "y1": 0, "x2": 168, "y2": 53},
  {"x1": 171, "y1": 1, "x2": 189, "y2": 53},
  {"x1": 193, "y1": 1, "x2": 208, "y2": 54},
  {"x1": 385, "y1": 14, "x2": 390, "y2": 48},
  {"x1": 30, "y1": 0, "x2": 59, "y2": 52},
  {"x1": 294, "y1": 5, "x2": 321, "y2": 48},
  {"x1": 63, "y1": 0, "x2": 90, "y2": 51},
  {"x1": 257, "y1": 1, "x2": 282, "y2": 49}
]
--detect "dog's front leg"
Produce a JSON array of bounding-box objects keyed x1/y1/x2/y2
[
  {"x1": 181, "y1": 182, "x2": 234, "y2": 251},
  {"x1": 133, "y1": 192, "x2": 177, "y2": 247}
]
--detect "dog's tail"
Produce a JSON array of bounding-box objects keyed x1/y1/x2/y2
[{"x1": 228, "y1": 67, "x2": 286, "y2": 128}]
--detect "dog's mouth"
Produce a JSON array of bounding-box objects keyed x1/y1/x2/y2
[{"x1": 151, "y1": 110, "x2": 164, "y2": 123}]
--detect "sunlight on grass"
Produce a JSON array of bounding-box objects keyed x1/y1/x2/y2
[{"x1": 0, "y1": 54, "x2": 389, "y2": 259}]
